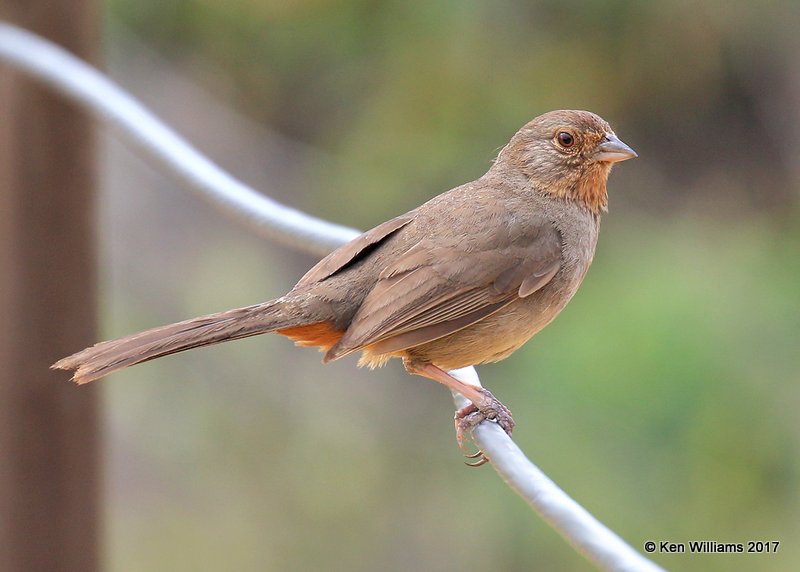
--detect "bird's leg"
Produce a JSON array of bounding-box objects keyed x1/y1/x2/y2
[{"x1": 403, "y1": 359, "x2": 515, "y2": 465}]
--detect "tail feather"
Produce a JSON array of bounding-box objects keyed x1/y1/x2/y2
[{"x1": 53, "y1": 298, "x2": 305, "y2": 384}]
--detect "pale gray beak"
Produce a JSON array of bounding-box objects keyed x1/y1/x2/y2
[{"x1": 593, "y1": 134, "x2": 637, "y2": 163}]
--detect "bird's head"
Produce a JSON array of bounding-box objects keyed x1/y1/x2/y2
[{"x1": 496, "y1": 110, "x2": 637, "y2": 213}]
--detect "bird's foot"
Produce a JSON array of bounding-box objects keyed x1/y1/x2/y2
[
  {"x1": 401, "y1": 360, "x2": 514, "y2": 467},
  {"x1": 454, "y1": 388, "x2": 514, "y2": 467}
]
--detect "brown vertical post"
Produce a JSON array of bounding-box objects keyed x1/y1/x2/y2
[{"x1": 0, "y1": 2, "x2": 100, "y2": 571}]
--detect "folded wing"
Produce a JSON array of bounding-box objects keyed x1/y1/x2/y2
[{"x1": 325, "y1": 216, "x2": 562, "y2": 361}]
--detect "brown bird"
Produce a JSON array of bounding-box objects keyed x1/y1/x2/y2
[{"x1": 54, "y1": 110, "x2": 636, "y2": 461}]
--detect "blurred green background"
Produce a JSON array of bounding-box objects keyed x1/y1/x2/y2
[{"x1": 96, "y1": 1, "x2": 799, "y2": 570}]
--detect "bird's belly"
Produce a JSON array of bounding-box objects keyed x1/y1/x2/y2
[{"x1": 405, "y1": 279, "x2": 578, "y2": 371}]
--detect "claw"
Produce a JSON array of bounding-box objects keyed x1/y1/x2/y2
[
  {"x1": 463, "y1": 448, "x2": 489, "y2": 466},
  {"x1": 465, "y1": 456, "x2": 489, "y2": 468}
]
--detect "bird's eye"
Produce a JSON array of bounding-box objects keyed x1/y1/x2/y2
[{"x1": 557, "y1": 131, "x2": 575, "y2": 148}]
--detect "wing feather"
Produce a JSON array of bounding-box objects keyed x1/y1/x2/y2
[
  {"x1": 324, "y1": 215, "x2": 563, "y2": 361},
  {"x1": 296, "y1": 215, "x2": 412, "y2": 287}
]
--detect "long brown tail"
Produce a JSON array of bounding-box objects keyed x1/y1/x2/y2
[{"x1": 53, "y1": 297, "x2": 314, "y2": 384}]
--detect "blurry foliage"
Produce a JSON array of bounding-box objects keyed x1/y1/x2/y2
[
  {"x1": 101, "y1": 1, "x2": 799, "y2": 571},
  {"x1": 107, "y1": 0, "x2": 799, "y2": 219}
]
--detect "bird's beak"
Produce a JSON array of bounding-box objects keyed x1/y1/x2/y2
[{"x1": 593, "y1": 134, "x2": 637, "y2": 163}]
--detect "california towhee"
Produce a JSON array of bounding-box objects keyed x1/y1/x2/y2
[{"x1": 54, "y1": 110, "x2": 636, "y2": 461}]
